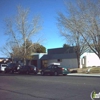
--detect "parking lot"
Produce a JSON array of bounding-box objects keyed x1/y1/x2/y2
[{"x1": 0, "y1": 73, "x2": 100, "y2": 100}]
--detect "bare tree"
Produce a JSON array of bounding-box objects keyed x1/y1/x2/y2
[
  {"x1": 57, "y1": 0, "x2": 88, "y2": 68},
  {"x1": 77, "y1": 0, "x2": 100, "y2": 59},
  {"x1": 0, "y1": 41, "x2": 21, "y2": 62},
  {"x1": 3, "y1": 6, "x2": 42, "y2": 64},
  {"x1": 57, "y1": 0, "x2": 100, "y2": 67},
  {"x1": 0, "y1": 42, "x2": 13, "y2": 58}
]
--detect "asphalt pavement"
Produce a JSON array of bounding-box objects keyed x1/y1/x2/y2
[
  {"x1": 37, "y1": 72, "x2": 100, "y2": 77},
  {"x1": 0, "y1": 73, "x2": 100, "y2": 100}
]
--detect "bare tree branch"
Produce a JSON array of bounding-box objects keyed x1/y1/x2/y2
[{"x1": 2, "y1": 6, "x2": 42, "y2": 64}]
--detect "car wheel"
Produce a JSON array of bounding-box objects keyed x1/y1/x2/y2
[
  {"x1": 5, "y1": 69, "x2": 7, "y2": 73},
  {"x1": 18, "y1": 71, "x2": 21, "y2": 74},
  {"x1": 54, "y1": 72, "x2": 58, "y2": 76},
  {"x1": 41, "y1": 71, "x2": 44, "y2": 76},
  {"x1": 26, "y1": 71, "x2": 30, "y2": 74},
  {"x1": 11, "y1": 70, "x2": 14, "y2": 74}
]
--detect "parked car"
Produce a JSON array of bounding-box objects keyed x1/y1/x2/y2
[
  {"x1": 19, "y1": 65, "x2": 38, "y2": 74},
  {"x1": 41, "y1": 64, "x2": 70, "y2": 76},
  {"x1": 5, "y1": 63, "x2": 20, "y2": 74},
  {"x1": 0, "y1": 64, "x2": 7, "y2": 72}
]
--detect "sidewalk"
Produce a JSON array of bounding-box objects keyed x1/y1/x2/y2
[
  {"x1": 37, "y1": 72, "x2": 100, "y2": 77},
  {"x1": 67, "y1": 73, "x2": 100, "y2": 77}
]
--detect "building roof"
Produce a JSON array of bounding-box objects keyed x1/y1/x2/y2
[
  {"x1": 32, "y1": 47, "x2": 77, "y2": 60},
  {"x1": 48, "y1": 47, "x2": 75, "y2": 54},
  {"x1": 41, "y1": 53, "x2": 77, "y2": 60},
  {"x1": 40, "y1": 55, "x2": 49, "y2": 60}
]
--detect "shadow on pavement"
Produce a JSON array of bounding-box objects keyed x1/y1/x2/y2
[{"x1": 0, "y1": 72, "x2": 41, "y2": 76}]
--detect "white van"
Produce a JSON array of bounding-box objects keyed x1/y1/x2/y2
[{"x1": 0, "y1": 64, "x2": 7, "y2": 72}]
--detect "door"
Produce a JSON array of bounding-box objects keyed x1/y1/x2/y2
[
  {"x1": 44, "y1": 66, "x2": 52, "y2": 74},
  {"x1": 82, "y1": 56, "x2": 86, "y2": 68}
]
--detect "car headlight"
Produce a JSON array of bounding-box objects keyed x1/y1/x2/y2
[{"x1": 65, "y1": 69, "x2": 67, "y2": 70}]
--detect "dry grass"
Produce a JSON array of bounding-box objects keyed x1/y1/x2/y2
[
  {"x1": 89, "y1": 67, "x2": 100, "y2": 73},
  {"x1": 71, "y1": 67, "x2": 100, "y2": 74}
]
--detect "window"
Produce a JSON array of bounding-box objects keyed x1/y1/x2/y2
[
  {"x1": 53, "y1": 66, "x2": 57, "y2": 69},
  {"x1": 81, "y1": 56, "x2": 86, "y2": 65},
  {"x1": 48, "y1": 66, "x2": 51, "y2": 69}
]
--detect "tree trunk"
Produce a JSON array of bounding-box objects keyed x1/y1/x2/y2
[
  {"x1": 76, "y1": 51, "x2": 80, "y2": 68},
  {"x1": 98, "y1": 52, "x2": 100, "y2": 60},
  {"x1": 23, "y1": 58, "x2": 26, "y2": 65},
  {"x1": 77, "y1": 57, "x2": 80, "y2": 68}
]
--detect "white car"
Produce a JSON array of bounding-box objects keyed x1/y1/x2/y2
[{"x1": 0, "y1": 64, "x2": 7, "y2": 72}]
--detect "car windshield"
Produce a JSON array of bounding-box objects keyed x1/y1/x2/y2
[
  {"x1": 7, "y1": 63, "x2": 16, "y2": 67},
  {"x1": 57, "y1": 65, "x2": 62, "y2": 68},
  {"x1": 21, "y1": 66, "x2": 27, "y2": 68},
  {"x1": 21, "y1": 65, "x2": 31, "y2": 68},
  {"x1": 30, "y1": 65, "x2": 36, "y2": 68},
  {"x1": 7, "y1": 63, "x2": 11, "y2": 67},
  {"x1": 58, "y1": 66, "x2": 67, "y2": 69}
]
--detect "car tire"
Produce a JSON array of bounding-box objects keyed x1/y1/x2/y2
[
  {"x1": 34, "y1": 72, "x2": 37, "y2": 75},
  {"x1": 41, "y1": 71, "x2": 44, "y2": 76},
  {"x1": 26, "y1": 71, "x2": 30, "y2": 74},
  {"x1": 54, "y1": 72, "x2": 58, "y2": 76},
  {"x1": 18, "y1": 71, "x2": 21, "y2": 74},
  {"x1": 5, "y1": 70, "x2": 7, "y2": 73},
  {"x1": 11, "y1": 70, "x2": 14, "y2": 74}
]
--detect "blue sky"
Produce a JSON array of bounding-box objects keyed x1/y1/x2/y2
[{"x1": 0, "y1": 0, "x2": 68, "y2": 57}]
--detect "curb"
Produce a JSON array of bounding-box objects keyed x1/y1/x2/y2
[{"x1": 67, "y1": 73, "x2": 100, "y2": 77}]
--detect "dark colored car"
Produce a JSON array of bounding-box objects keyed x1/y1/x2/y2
[
  {"x1": 5, "y1": 63, "x2": 20, "y2": 74},
  {"x1": 19, "y1": 65, "x2": 38, "y2": 74},
  {"x1": 41, "y1": 65, "x2": 70, "y2": 76}
]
